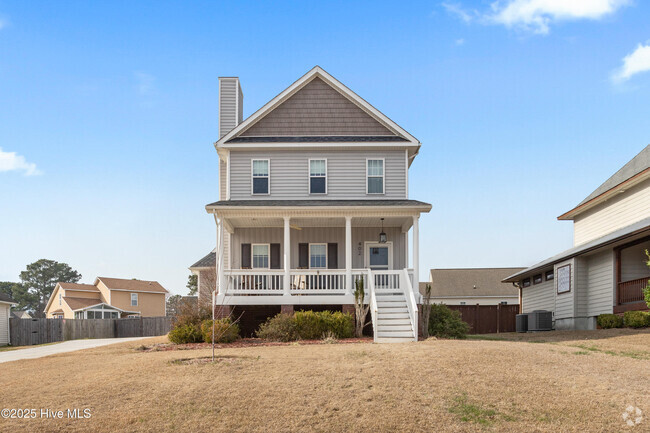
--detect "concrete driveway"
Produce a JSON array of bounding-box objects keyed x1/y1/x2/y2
[{"x1": 0, "y1": 337, "x2": 148, "y2": 364}]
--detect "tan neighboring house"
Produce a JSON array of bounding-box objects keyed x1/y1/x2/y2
[
  {"x1": 420, "y1": 268, "x2": 524, "y2": 306},
  {"x1": 44, "y1": 277, "x2": 168, "y2": 319},
  {"x1": 1, "y1": 292, "x2": 17, "y2": 346},
  {"x1": 11, "y1": 310, "x2": 31, "y2": 319}
]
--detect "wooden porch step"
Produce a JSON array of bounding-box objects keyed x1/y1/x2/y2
[
  {"x1": 377, "y1": 312, "x2": 410, "y2": 320},
  {"x1": 380, "y1": 307, "x2": 408, "y2": 313},
  {"x1": 376, "y1": 318, "x2": 411, "y2": 325},
  {"x1": 375, "y1": 337, "x2": 416, "y2": 343},
  {"x1": 377, "y1": 301, "x2": 407, "y2": 307},
  {"x1": 377, "y1": 324, "x2": 412, "y2": 332}
]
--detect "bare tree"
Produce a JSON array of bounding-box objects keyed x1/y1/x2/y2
[{"x1": 421, "y1": 284, "x2": 432, "y2": 339}]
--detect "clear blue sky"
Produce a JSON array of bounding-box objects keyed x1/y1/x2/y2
[{"x1": 1, "y1": 1, "x2": 649, "y2": 295}]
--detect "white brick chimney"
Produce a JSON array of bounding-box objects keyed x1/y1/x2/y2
[{"x1": 218, "y1": 77, "x2": 243, "y2": 139}]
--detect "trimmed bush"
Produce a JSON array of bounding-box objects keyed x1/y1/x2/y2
[
  {"x1": 623, "y1": 311, "x2": 650, "y2": 328},
  {"x1": 168, "y1": 323, "x2": 203, "y2": 344},
  {"x1": 257, "y1": 313, "x2": 298, "y2": 342},
  {"x1": 257, "y1": 310, "x2": 354, "y2": 341},
  {"x1": 428, "y1": 304, "x2": 469, "y2": 339},
  {"x1": 597, "y1": 314, "x2": 624, "y2": 329},
  {"x1": 201, "y1": 318, "x2": 240, "y2": 344}
]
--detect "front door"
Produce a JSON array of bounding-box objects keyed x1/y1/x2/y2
[{"x1": 365, "y1": 242, "x2": 393, "y2": 270}]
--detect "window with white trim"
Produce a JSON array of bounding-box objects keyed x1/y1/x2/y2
[
  {"x1": 309, "y1": 244, "x2": 327, "y2": 269},
  {"x1": 367, "y1": 159, "x2": 384, "y2": 194},
  {"x1": 59, "y1": 293, "x2": 62, "y2": 306},
  {"x1": 131, "y1": 293, "x2": 138, "y2": 306},
  {"x1": 252, "y1": 159, "x2": 269, "y2": 195},
  {"x1": 309, "y1": 159, "x2": 327, "y2": 194},
  {"x1": 252, "y1": 244, "x2": 270, "y2": 269}
]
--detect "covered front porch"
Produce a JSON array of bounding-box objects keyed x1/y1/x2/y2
[
  {"x1": 614, "y1": 236, "x2": 650, "y2": 313},
  {"x1": 207, "y1": 200, "x2": 430, "y2": 306}
]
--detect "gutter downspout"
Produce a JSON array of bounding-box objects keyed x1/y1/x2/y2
[{"x1": 512, "y1": 282, "x2": 523, "y2": 314}]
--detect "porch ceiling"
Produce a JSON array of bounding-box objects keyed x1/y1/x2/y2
[{"x1": 226, "y1": 215, "x2": 413, "y2": 230}]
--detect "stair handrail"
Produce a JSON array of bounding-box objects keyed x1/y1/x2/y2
[
  {"x1": 402, "y1": 269, "x2": 419, "y2": 341},
  {"x1": 367, "y1": 269, "x2": 378, "y2": 342}
]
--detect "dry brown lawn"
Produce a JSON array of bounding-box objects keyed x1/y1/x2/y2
[{"x1": 1, "y1": 329, "x2": 649, "y2": 432}]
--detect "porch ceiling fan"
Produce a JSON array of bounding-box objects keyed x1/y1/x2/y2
[{"x1": 290, "y1": 224, "x2": 302, "y2": 231}]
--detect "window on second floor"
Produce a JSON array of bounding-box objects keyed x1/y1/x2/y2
[
  {"x1": 522, "y1": 278, "x2": 531, "y2": 288},
  {"x1": 533, "y1": 274, "x2": 543, "y2": 285},
  {"x1": 367, "y1": 159, "x2": 384, "y2": 194},
  {"x1": 252, "y1": 159, "x2": 269, "y2": 195},
  {"x1": 309, "y1": 159, "x2": 327, "y2": 194},
  {"x1": 131, "y1": 293, "x2": 138, "y2": 306}
]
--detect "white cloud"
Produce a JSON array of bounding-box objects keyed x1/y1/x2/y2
[
  {"x1": 443, "y1": 0, "x2": 630, "y2": 34},
  {"x1": 455, "y1": 38, "x2": 465, "y2": 45},
  {"x1": 0, "y1": 148, "x2": 42, "y2": 176},
  {"x1": 134, "y1": 71, "x2": 155, "y2": 95},
  {"x1": 612, "y1": 43, "x2": 650, "y2": 82},
  {"x1": 442, "y1": 2, "x2": 476, "y2": 23}
]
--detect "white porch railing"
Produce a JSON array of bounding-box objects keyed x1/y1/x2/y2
[
  {"x1": 367, "y1": 269, "x2": 378, "y2": 342},
  {"x1": 224, "y1": 270, "x2": 285, "y2": 295},
  {"x1": 371, "y1": 270, "x2": 402, "y2": 293},
  {"x1": 289, "y1": 269, "x2": 345, "y2": 294},
  {"x1": 401, "y1": 269, "x2": 419, "y2": 340}
]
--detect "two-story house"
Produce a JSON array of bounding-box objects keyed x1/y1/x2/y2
[
  {"x1": 190, "y1": 66, "x2": 431, "y2": 342},
  {"x1": 504, "y1": 145, "x2": 650, "y2": 330}
]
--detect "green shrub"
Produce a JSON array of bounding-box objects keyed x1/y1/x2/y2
[
  {"x1": 597, "y1": 314, "x2": 624, "y2": 329},
  {"x1": 257, "y1": 313, "x2": 298, "y2": 342},
  {"x1": 428, "y1": 304, "x2": 470, "y2": 339},
  {"x1": 201, "y1": 318, "x2": 240, "y2": 344},
  {"x1": 257, "y1": 311, "x2": 354, "y2": 341},
  {"x1": 168, "y1": 323, "x2": 203, "y2": 344},
  {"x1": 623, "y1": 311, "x2": 650, "y2": 328}
]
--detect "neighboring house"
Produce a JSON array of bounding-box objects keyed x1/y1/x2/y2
[
  {"x1": 10, "y1": 311, "x2": 32, "y2": 319},
  {"x1": 0, "y1": 293, "x2": 17, "y2": 346},
  {"x1": 504, "y1": 145, "x2": 650, "y2": 330},
  {"x1": 189, "y1": 249, "x2": 216, "y2": 306},
  {"x1": 420, "y1": 268, "x2": 524, "y2": 306},
  {"x1": 44, "y1": 277, "x2": 169, "y2": 319},
  {"x1": 190, "y1": 66, "x2": 431, "y2": 342}
]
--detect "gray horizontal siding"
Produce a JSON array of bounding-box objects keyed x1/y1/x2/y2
[
  {"x1": 522, "y1": 277, "x2": 554, "y2": 313},
  {"x1": 585, "y1": 250, "x2": 614, "y2": 316},
  {"x1": 229, "y1": 150, "x2": 407, "y2": 200},
  {"x1": 555, "y1": 260, "x2": 575, "y2": 319},
  {"x1": 620, "y1": 241, "x2": 650, "y2": 281},
  {"x1": 219, "y1": 78, "x2": 238, "y2": 139}
]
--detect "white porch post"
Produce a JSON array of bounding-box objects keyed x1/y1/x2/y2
[
  {"x1": 412, "y1": 215, "x2": 420, "y2": 292},
  {"x1": 283, "y1": 216, "x2": 291, "y2": 296},
  {"x1": 345, "y1": 216, "x2": 352, "y2": 295},
  {"x1": 218, "y1": 217, "x2": 225, "y2": 295}
]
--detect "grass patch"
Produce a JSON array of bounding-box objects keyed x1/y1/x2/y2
[
  {"x1": 573, "y1": 351, "x2": 590, "y2": 355},
  {"x1": 571, "y1": 344, "x2": 650, "y2": 360},
  {"x1": 449, "y1": 393, "x2": 499, "y2": 425}
]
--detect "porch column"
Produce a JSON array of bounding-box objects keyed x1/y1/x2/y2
[
  {"x1": 217, "y1": 217, "x2": 225, "y2": 295},
  {"x1": 283, "y1": 216, "x2": 291, "y2": 296},
  {"x1": 412, "y1": 215, "x2": 420, "y2": 292},
  {"x1": 345, "y1": 216, "x2": 352, "y2": 295}
]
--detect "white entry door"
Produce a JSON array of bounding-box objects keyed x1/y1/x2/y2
[{"x1": 365, "y1": 242, "x2": 393, "y2": 270}]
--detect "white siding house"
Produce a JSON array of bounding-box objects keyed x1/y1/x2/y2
[
  {"x1": 505, "y1": 146, "x2": 650, "y2": 329},
  {"x1": 0, "y1": 293, "x2": 17, "y2": 346},
  {"x1": 190, "y1": 67, "x2": 431, "y2": 342}
]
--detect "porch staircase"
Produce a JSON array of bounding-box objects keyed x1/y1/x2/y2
[
  {"x1": 368, "y1": 269, "x2": 419, "y2": 343},
  {"x1": 375, "y1": 293, "x2": 416, "y2": 343}
]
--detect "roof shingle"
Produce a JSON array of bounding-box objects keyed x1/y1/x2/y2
[{"x1": 97, "y1": 277, "x2": 168, "y2": 294}]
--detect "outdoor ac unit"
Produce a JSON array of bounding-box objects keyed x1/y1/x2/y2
[
  {"x1": 528, "y1": 310, "x2": 553, "y2": 331},
  {"x1": 516, "y1": 314, "x2": 528, "y2": 333}
]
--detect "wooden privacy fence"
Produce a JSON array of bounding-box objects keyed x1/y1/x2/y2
[
  {"x1": 9, "y1": 317, "x2": 172, "y2": 347},
  {"x1": 447, "y1": 304, "x2": 519, "y2": 334}
]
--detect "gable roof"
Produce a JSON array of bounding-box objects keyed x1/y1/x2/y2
[
  {"x1": 190, "y1": 249, "x2": 216, "y2": 269},
  {"x1": 11, "y1": 311, "x2": 31, "y2": 319},
  {"x1": 559, "y1": 145, "x2": 650, "y2": 220},
  {"x1": 62, "y1": 297, "x2": 104, "y2": 311},
  {"x1": 95, "y1": 277, "x2": 168, "y2": 294},
  {"x1": 217, "y1": 66, "x2": 420, "y2": 154},
  {"x1": 422, "y1": 268, "x2": 524, "y2": 297},
  {"x1": 58, "y1": 282, "x2": 100, "y2": 292}
]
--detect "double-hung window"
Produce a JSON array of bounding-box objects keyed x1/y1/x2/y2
[
  {"x1": 309, "y1": 159, "x2": 327, "y2": 194},
  {"x1": 252, "y1": 244, "x2": 270, "y2": 269},
  {"x1": 252, "y1": 159, "x2": 269, "y2": 195},
  {"x1": 131, "y1": 293, "x2": 138, "y2": 306},
  {"x1": 367, "y1": 159, "x2": 384, "y2": 194},
  {"x1": 309, "y1": 244, "x2": 327, "y2": 269}
]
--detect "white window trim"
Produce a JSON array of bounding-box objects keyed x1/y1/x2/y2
[
  {"x1": 131, "y1": 293, "x2": 138, "y2": 307},
  {"x1": 251, "y1": 159, "x2": 270, "y2": 195},
  {"x1": 251, "y1": 243, "x2": 271, "y2": 269},
  {"x1": 363, "y1": 241, "x2": 394, "y2": 270},
  {"x1": 308, "y1": 158, "x2": 327, "y2": 195},
  {"x1": 366, "y1": 158, "x2": 385, "y2": 195},
  {"x1": 309, "y1": 243, "x2": 328, "y2": 269}
]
